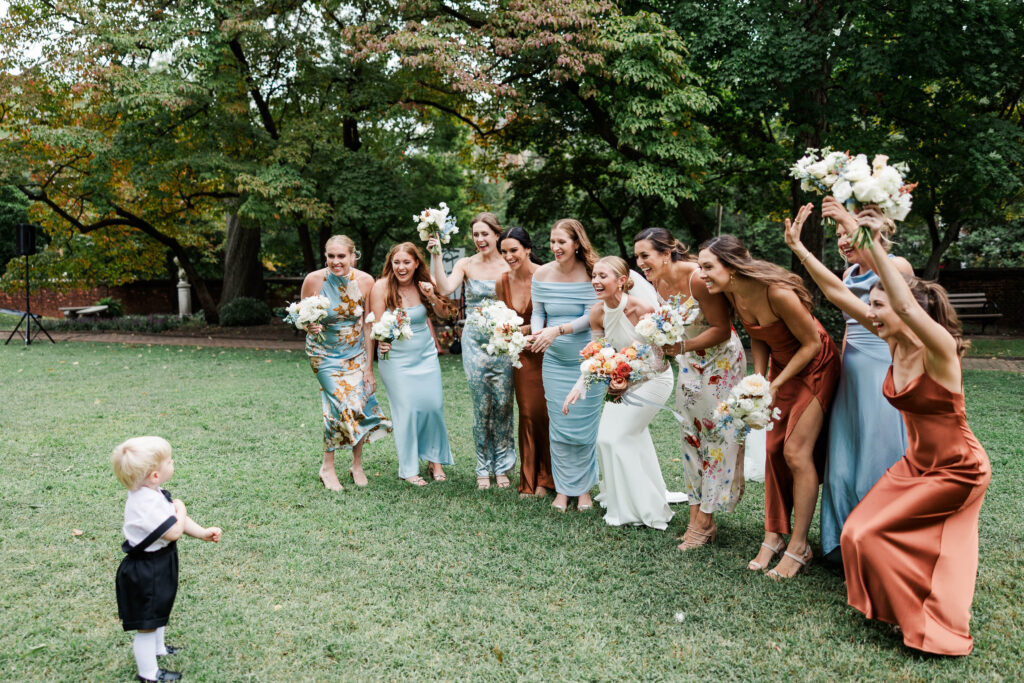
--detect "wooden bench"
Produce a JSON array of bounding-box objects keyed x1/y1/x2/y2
[
  {"x1": 58, "y1": 305, "x2": 109, "y2": 319},
  {"x1": 947, "y1": 292, "x2": 1002, "y2": 333}
]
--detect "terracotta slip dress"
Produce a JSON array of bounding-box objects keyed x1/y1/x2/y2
[
  {"x1": 499, "y1": 272, "x2": 554, "y2": 495},
  {"x1": 841, "y1": 368, "x2": 990, "y2": 656},
  {"x1": 742, "y1": 300, "x2": 841, "y2": 535}
]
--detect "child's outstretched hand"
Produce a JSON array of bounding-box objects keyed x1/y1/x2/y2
[{"x1": 201, "y1": 527, "x2": 222, "y2": 543}]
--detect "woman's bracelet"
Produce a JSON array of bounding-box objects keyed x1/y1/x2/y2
[
  {"x1": 798, "y1": 250, "x2": 812, "y2": 264},
  {"x1": 681, "y1": 339, "x2": 687, "y2": 354}
]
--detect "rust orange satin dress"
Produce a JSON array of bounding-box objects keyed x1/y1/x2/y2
[
  {"x1": 743, "y1": 316, "x2": 840, "y2": 534},
  {"x1": 841, "y1": 368, "x2": 990, "y2": 656},
  {"x1": 498, "y1": 272, "x2": 554, "y2": 495}
]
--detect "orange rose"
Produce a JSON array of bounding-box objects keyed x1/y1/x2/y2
[
  {"x1": 608, "y1": 376, "x2": 629, "y2": 393},
  {"x1": 622, "y1": 346, "x2": 637, "y2": 360}
]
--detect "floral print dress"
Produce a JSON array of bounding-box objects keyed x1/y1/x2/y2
[
  {"x1": 672, "y1": 295, "x2": 746, "y2": 513},
  {"x1": 306, "y1": 271, "x2": 391, "y2": 452}
]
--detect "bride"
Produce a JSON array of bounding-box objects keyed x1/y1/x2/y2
[{"x1": 563, "y1": 256, "x2": 677, "y2": 529}]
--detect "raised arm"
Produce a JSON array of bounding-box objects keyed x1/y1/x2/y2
[
  {"x1": 429, "y1": 252, "x2": 467, "y2": 296},
  {"x1": 856, "y1": 209, "x2": 960, "y2": 381},
  {"x1": 785, "y1": 202, "x2": 873, "y2": 330},
  {"x1": 765, "y1": 286, "x2": 822, "y2": 397}
]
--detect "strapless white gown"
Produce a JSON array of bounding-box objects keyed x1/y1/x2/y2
[{"x1": 594, "y1": 296, "x2": 677, "y2": 529}]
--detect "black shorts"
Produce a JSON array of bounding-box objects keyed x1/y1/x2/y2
[{"x1": 115, "y1": 542, "x2": 178, "y2": 631}]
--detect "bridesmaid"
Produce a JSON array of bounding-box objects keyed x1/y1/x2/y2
[
  {"x1": 788, "y1": 204, "x2": 990, "y2": 655},
  {"x1": 697, "y1": 235, "x2": 840, "y2": 578},
  {"x1": 815, "y1": 196, "x2": 913, "y2": 563},
  {"x1": 529, "y1": 218, "x2": 601, "y2": 512},
  {"x1": 370, "y1": 242, "x2": 454, "y2": 486},
  {"x1": 563, "y1": 257, "x2": 675, "y2": 529},
  {"x1": 633, "y1": 228, "x2": 746, "y2": 548},
  {"x1": 300, "y1": 235, "x2": 392, "y2": 491},
  {"x1": 429, "y1": 212, "x2": 514, "y2": 490},
  {"x1": 495, "y1": 226, "x2": 554, "y2": 498}
]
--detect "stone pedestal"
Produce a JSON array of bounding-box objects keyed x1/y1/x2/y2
[{"x1": 177, "y1": 280, "x2": 192, "y2": 318}]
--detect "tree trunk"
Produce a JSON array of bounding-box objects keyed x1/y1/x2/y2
[
  {"x1": 677, "y1": 198, "x2": 714, "y2": 247},
  {"x1": 220, "y1": 212, "x2": 264, "y2": 306},
  {"x1": 296, "y1": 222, "x2": 316, "y2": 273},
  {"x1": 922, "y1": 213, "x2": 961, "y2": 280}
]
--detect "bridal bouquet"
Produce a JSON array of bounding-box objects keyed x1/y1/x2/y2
[
  {"x1": 365, "y1": 309, "x2": 413, "y2": 360},
  {"x1": 283, "y1": 295, "x2": 331, "y2": 343},
  {"x1": 790, "y1": 148, "x2": 916, "y2": 248},
  {"x1": 466, "y1": 300, "x2": 529, "y2": 368},
  {"x1": 579, "y1": 339, "x2": 657, "y2": 402},
  {"x1": 414, "y1": 202, "x2": 459, "y2": 255},
  {"x1": 713, "y1": 373, "x2": 781, "y2": 438},
  {"x1": 634, "y1": 294, "x2": 698, "y2": 348}
]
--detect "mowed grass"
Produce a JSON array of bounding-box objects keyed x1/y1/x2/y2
[{"x1": 1, "y1": 342, "x2": 1022, "y2": 681}]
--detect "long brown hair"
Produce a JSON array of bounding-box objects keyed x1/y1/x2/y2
[
  {"x1": 698, "y1": 234, "x2": 814, "y2": 311},
  {"x1": 633, "y1": 227, "x2": 693, "y2": 262},
  {"x1": 552, "y1": 218, "x2": 599, "y2": 276},
  {"x1": 872, "y1": 276, "x2": 968, "y2": 358},
  {"x1": 470, "y1": 212, "x2": 504, "y2": 238},
  {"x1": 379, "y1": 242, "x2": 447, "y2": 313}
]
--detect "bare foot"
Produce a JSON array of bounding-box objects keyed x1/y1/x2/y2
[
  {"x1": 318, "y1": 466, "x2": 343, "y2": 492},
  {"x1": 496, "y1": 473, "x2": 511, "y2": 488},
  {"x1": 349, "y1": 467, "x2": 368, "y2": 487},
  {"x1": 477, "y1": 476, "x2": 491, "y2": 490}
]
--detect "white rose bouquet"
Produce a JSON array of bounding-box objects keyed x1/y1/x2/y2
[
  {"x1": 790, "y1": 148, "x2": 917, "y2": 248},
  {"x1": 713, "y1": 373, "x2": 781, "y2": 438},
  {"x1": 283, "y1": 295, "x2": 332, "y2": 343},
  {"x1": 365, "y1": 309, "x2": 413, "y2": 360},
  {"x1": 415, "y1": 202, "x2": 459, "y2": 255},
  {"x1": 466, "y1": 300, "x2": 529, "y2": 368},
  {"x1": 634, "y1": 294, "x2": 699, "y2": 348}
]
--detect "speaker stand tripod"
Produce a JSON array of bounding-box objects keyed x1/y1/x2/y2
[{"x1": 4, "y1": 254, "x2": 55, "y2": 346}]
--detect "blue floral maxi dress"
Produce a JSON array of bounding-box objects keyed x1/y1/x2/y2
[
  {"x1": 306, "y1": 271, "x2": 392, "y2": 452},
  {"x1": 672, "y1": 293, "x2": 747, "y2": 513},
  {"x1": 377, "y1": 304, "x2": 454, "y2": 478},
  {"x1": 820, "y1": 263, "x2": 908, "y2": 562},
  {"x1": 462, "y1": 279, "x2": 516, "y2": 478},
  {"x1": 531, "y1": 281, "x2": 601, "y2": 496}
]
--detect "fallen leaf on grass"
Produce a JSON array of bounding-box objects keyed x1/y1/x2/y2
[
  {"x1": 273, "y1": 604, "x2": 282, "y2": 611},
  {"x1": 22, "y1": 643, "x2": 48, "y2": 656},
  {"x1": 72, "y1": 529, "x2": 83, "y2": 536}
]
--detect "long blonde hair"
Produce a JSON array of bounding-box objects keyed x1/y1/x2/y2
[{"x1": 552, "y1": 218, "x2": 599, "y2": 276}]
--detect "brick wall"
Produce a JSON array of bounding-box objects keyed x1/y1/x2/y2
[
  {"x1": 937, "y1": 268, "x2": 1023, "y2": 333},
  {"x1": 0, "y1": 277, "x2": 304, "y2": 318}
]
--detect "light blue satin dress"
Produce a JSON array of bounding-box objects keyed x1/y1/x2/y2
[
  {"x1": 462, "y1": 279, "x2": 516, "y2": 478},
  {"x1": 377, "y1": 304, "x2": 453, "y2": 479},
  {"x1": 820, "y1": 263, "x2": 908, "y2": 561},
  {"x1": 531, "y1": 280, "x2": 600, "y2": 496},
  {"x1": 306, "y1": 272, "x2": 391, "y2": 451}
]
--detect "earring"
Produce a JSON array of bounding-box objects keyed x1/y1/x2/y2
[{"x1": 663, "y1": 260, "x2": 668, "y2": 266}]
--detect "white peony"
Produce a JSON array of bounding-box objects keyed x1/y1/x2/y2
[
  {"x1": 832, "y1": 179, "x2": 853, "y2": 204},
  {"x1": 843, "y1": 154, "x2": 872, "y2": 182}
]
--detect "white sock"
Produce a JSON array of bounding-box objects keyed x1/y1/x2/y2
[
  {"x1": 155, "y1": 626, "x2": 167, "y2": 656},
  {"x1": 133, "y1": 631, "x2": 159, "y2": 680}
]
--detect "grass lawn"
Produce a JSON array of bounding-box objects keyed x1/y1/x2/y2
[
  {"x1": 966, "y1": 336, "x2": 1024, "y2": 359},
  {"x1": 1, "y1": 342, "x2": 1022, "y2": 681}
]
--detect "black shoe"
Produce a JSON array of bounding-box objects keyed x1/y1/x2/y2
[
  {"x1": 137, "y1": 669, "x2": 182, "y2": 682},
  {"x1": 157, "y1": 645, "x2": 181, "y2": 657}
]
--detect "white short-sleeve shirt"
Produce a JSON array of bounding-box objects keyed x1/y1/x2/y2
[{"x1": 123, "y1": 486, "x2": 177, "y2": 552}]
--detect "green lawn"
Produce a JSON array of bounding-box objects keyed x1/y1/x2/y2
[
  {"x1": 967, "y1": 337, "x2": 1024, "y2": 359},
  {"x1": 1, "y1": 342, "x2": 1022, "y2": 680}
]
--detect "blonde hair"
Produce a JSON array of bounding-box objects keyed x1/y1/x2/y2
[
  {"x1": 325, "y1": 234, "x2": 359, "y2": 259},
  {"x1": 551, "y1": 218, "x2": 599, "y2": 276},
  {"x1": 595, "y1": 256, "x2": 634, "y2": 292},
  {"x1": 111, "y1": 436, "x2": 171, "y2": 490}
]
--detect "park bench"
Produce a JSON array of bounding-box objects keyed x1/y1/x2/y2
[
  {"x1": 947, "y1": 292, "x2": 1002, "y2": 334},
  {"x1": 58, "y1": 305, "x2": 109, "y2": 319}
]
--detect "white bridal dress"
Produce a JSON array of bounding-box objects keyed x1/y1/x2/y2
[{"x1": 593, "y1": 293, "x2": 677, "y2": 529}]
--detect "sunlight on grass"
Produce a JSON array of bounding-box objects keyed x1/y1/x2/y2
[{"x1": 1, "y1": 342, "x2": 1021, "y2": 680}]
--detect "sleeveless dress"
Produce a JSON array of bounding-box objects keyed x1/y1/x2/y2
[
  {"x1": 306, "y1": 271, "x2": 391, "y2": 451},
  {"x1": 742, "y1": 311, "x2": 840, "y2": 535},
  {"x1": 531, "y1": 280, "x2": 600, "y2": 496},
  {"x1": 671, "y1": 285, "x2": 747, "y2": 513},
  {"x1": 841, "y1": 368, "x2": 990, "y2": 656},
  {"x1": 498, "y1": 273, "x2": 553, "y2": 495},
  {"x1": 593, "y1": 296, "x2": 675, "y2": 529},
  {"x1": 820, "y1": 263, "x2": 908, "y2": 562},
  {"x1": 462, "y1": 278, "x2": 516, "y2": 478},
  {"x1": 377, "y1": 304, "x2": 453, "y2": 478}
]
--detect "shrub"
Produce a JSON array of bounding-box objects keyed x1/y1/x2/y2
[
  {"x1": 95, "y1": 296, "x2": 125, "y2": 318},
  {"x1": 49, "y1": 314, "x2": 185, "y2": 333},
  {"x1": 218, "y1": 297, "x2": 271, "y2": 326}
]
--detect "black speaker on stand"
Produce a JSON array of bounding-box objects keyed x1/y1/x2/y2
[{"x1": 4, "y1": 223, "x2": 55, "y2": 346}]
